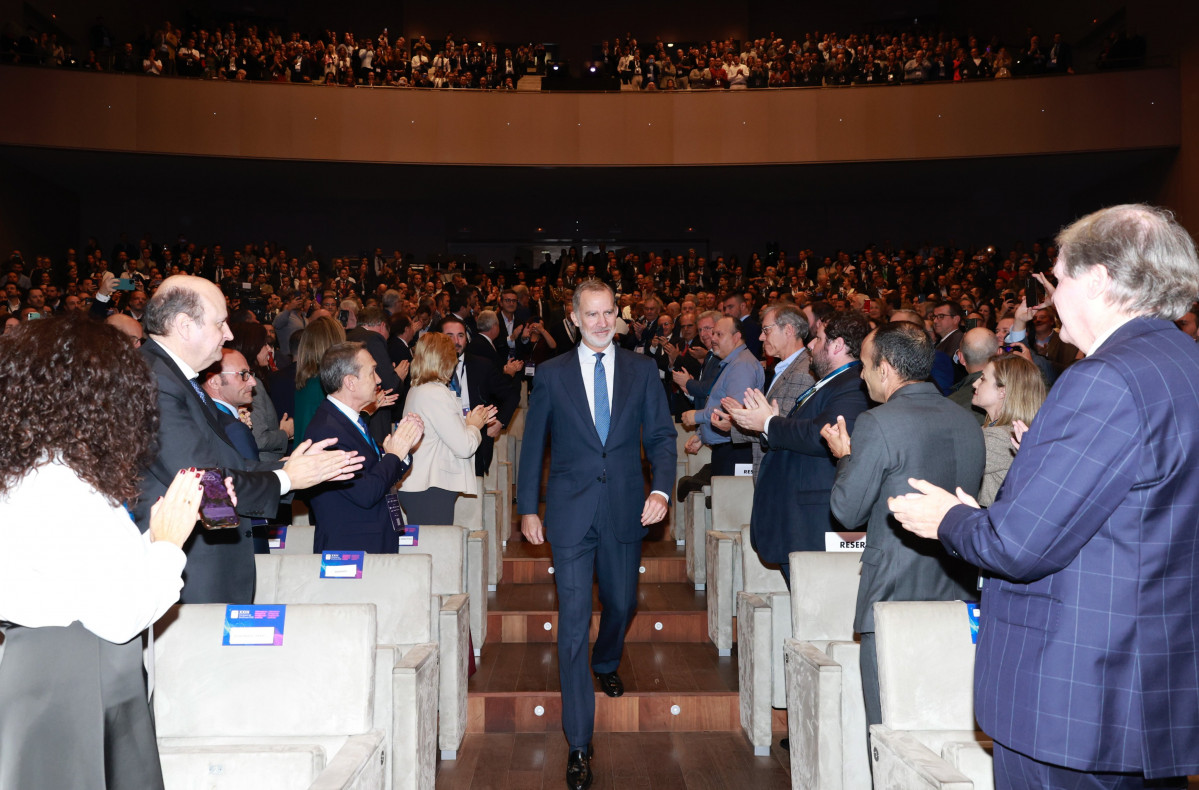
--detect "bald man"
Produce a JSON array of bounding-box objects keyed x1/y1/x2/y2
[
  {"x1": 134, "y1": 275, "x2": 363, "y2": 603},
  {"x1": 105, "y1": 313, "x2": 145, "y2": 346},
  {"x1": 947, "y1": 327, "x2": 999, "y2": 425}
]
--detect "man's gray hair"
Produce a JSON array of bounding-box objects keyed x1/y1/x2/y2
[
  {"x1": 477, "y1": 309, "x2": 499, "y2": 333},
  {"x1": 571, "y1": 279, "x2": 615, "y2": 317},
  {"x1": 319, "y1": 341, "x2": 366, "y2": 394},
  {"x1": 1057, "y1": 204, "x2": 1199, "y2": 320},
  {"x1": 144, "y1": 283, "x2": 205, "y2": 336},
  {"x1": 382, "y1": 289, "x2": 402, "y2": 312},
  {"x1": 764, "y1": 303, "x2": 809, "y2": 342}
]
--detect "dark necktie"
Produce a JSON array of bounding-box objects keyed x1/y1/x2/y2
[
  {"x1": 356, "y1": 415, "x2": 381, "y2": 457},
  {"x1": 593, "y1": 352, "x2": 610, "y2": 444},
  {"x1": 190, "y1": 378, "x2": 211, "y2": 406}
]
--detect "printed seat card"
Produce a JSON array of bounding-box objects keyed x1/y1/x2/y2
[
  {"x1": 223, "y1": 605, "x2": 286, "y2": 646},
  {"x1": 320, "y1": 551, "x2": 364, "y2": 579}
]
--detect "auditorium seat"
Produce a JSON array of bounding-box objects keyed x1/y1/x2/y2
[
  {"x1": 254, "y1": 553, "x2": 464, "y2": 766},
  {"x1": 869, "y1": 600, "x2": 993, "y2": 790},
  {"x1": 394, "y1": 523, "x2": 488, "y2": 654},
  {"x1": 688, "y1": 474, "x2": 752, "y2": 589},
  {"x1": 152, "y1": 602, "x2": 393, "y2": 790},
  {"x1": 781, "y1": 551, "x2": 867, "y2": 790},
  {"x1": 268, "y1": 523, "x2": 316, "y2": 555},
  {"x1": 739, "y1": 550, "x2": 860, "y2": 758}
]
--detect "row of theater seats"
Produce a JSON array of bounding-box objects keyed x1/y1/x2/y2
[
  {"x1": 148, "y1": 405, "x2": 530, "y2": 790},
  {"x1": 672, "y1": 421, "x2": 992, "y2": 789}
]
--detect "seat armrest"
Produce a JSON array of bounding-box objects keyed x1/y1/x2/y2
[
  {"x1": 437, "y1": 594, "x2": 470, "y2": 758},
  {"x1": 869, "y1": 725, "x2": 974, "y2": 790},
  {"x1": 309, "y1": 730, "x2": 386, "y2": 790}
]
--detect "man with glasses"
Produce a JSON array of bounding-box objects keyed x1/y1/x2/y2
[
  {"x1": 200, "y1": 348, "x2": 261, "y2": 462},
  {"x1": 931, "y1": 301, "x2": 966, "y2": 383}
]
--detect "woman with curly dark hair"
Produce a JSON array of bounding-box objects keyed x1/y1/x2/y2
[
  {"x1": 0, "y1": 313, "x2": 205, "y2": 789},
  {"x1": 227, "y1": 321, "x2": 294, "y2": 462}
]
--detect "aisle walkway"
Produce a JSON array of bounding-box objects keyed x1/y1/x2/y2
[{"x1": 435, "y1": 538, "x2": 790, "y2": 788}]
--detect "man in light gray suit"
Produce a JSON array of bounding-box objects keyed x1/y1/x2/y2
[
  {"x1": 821, "y1": 320, "x2": 984, "y2": 733},
  {"x1": 729, "y1": 303, "x2": 815, "y2": 479}
]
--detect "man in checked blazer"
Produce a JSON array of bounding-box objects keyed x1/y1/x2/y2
[
  {"x1": 742, "y1": 303, "x2": 816, "y2": 479},
  {"x1": 891, "y1": 204, "x2": 1199, "y2": 788}
]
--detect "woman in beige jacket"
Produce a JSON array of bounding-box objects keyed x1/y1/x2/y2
[{"x1": 398, "y1": 332, "x2": 496, "y2": 523}]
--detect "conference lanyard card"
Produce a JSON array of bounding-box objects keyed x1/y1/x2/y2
[
  {"x1": 267, "y1": 525, "x2": 287, "y2": 550},
  {"x1": 320, "y1": 551, "x2": 364, "y2": 579},
  {"x1": 967, "y1": 602, "x2": 981, "y2": 644},
  {"x1": 734, "y1": 463, "x2": 754, "y2": 477},
  {"x1": 824, "y1": 531, "x2": 866, "y2": 552},
  {"x1": 223, "y1": 605, "x2": 286, "y2": 646},
  {"x1": 525, "y1": 362, "x2": 536, "y2": 377},
  {"x1": 398, "y1": 524, "x2": 420, "y2": 547}
]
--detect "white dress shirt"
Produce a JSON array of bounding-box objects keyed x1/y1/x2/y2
[{"x1": 0, "y1": 462, "x2": 186, "y2": 644}]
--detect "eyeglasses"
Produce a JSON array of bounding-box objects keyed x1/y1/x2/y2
[
  {"x1": 761, "y1": 323, "x2": 778, "y2": 333},
  {"x1": 220, "y1": 369, "x2": 254, "y2": 382},
  {"x1": 932, "y1": 312, "x2": 952, "y2": 319}
]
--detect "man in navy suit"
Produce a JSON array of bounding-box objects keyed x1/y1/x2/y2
[
  {"x1": 891, "y1": 204, "x2": 1199, "y2": 788},
  {"x1": 200, "y1": 347, "x2": 271, "y2": 553},
  {"x1": 518, "y1": 279, "x2": 676, "y2": 790},
  {"x1": 302, "y1": 342, "x2": 424, "y2": 554},
  {"x1": 726, "y1": 311, "x2": 872, "y2": 585}
]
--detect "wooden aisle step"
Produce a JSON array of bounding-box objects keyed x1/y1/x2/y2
[
  {"x1": 466, "y1": 642, "x2": 745, "y2": 734},
  {"x1": 503, "y1": 540, "x2": 689, "y2": 584},
  {"x1": 436, "y1": 732, "x2": 792, "y2": 790},
  {"x1": 486, "y1": 582, "x2": 708, "y2": 643}
]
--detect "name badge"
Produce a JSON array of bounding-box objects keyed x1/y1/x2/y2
[
  {"x1": 967, "y1": 602, "x2": 981, "y2": 644},
  {"x1": 398, "y1": 524, "x2": 420, "y2": 547},
  {"x1": 824, "y1": 531, "x2": 866, "y2": 552},
  {"x1": 733, "y1": 463, "x2": 753, "y2": 477},
  {"x1": 320, "y1": 551, "x2": 364, "y2": 579},
  {"x1": 223, "y1": 604, "x2": 286, "y2": 646},
  {"x1": 525, "y1": 363, "x2": 536, "y2": 377},
  {"x1": 634, "y1": 346, "x2": 645, "y2": 354},
  {"x1": 267, "y1": 525, "x2": 287, "y2": 550}
]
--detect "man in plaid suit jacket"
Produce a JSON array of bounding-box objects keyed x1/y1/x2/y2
[{"x1": 892, "y1": 204, "x2": 1199, "y2": 788}]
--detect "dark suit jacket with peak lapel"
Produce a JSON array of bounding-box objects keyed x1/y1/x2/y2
[
  {"x1": 463, "y1": 352, "x2": 519, "y2": 477},
  {"x1": 135, "y1": 339, "x2": 283, "y2": 604},
  {"x1": 939, "y1": 318, "x2": 1199, "y2": 778},
  {"x1": 346, "y1": 326, "x2": 403, "y2": 443},
  {"x1": 302, "y1": 398, "x2": 409, "y2": 554},
  {"x1": 829, "y1": 381, "x2": 985, "y2": 634},
  {"x1": 750, "y1": 365, "x2": 870, "y2": 564},
  {"x1": 517, "y1": 346, "x2": 676, "y2": 547}
]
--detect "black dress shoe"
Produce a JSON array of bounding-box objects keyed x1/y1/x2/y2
[
  {"x1": 566, "y1": 746, "x2": 593, "y2": 790},
  {"x1": 594, "y1": 670, "x2": 624, "y2": 698},
  {"x1": 779, "y1": 737, "x2": 790, "y2": 751}
]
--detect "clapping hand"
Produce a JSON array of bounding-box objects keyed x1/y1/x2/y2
[
  {"x1": 722, "y1": 388, "x2": 779, "y2": 433},
  {"x1": 820, "y1": 415, "x2": 852, "y2": 458},
  {"x1": 887, "y1": 478, "x2": 980, "y2": 540}
]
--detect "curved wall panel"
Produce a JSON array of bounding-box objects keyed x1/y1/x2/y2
[{"x1": 0, "y1": 68, "x2": 1179, "y2": 166}]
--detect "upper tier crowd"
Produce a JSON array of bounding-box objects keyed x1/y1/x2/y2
[{"x1": 0, "y1": 16, "x2": 1147, "y2": 89}]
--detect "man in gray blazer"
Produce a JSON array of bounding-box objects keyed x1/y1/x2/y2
[
  {"x1": 822, "y1": 320, "x2": 984, "y2": 732},
  {"x1": 741, "y1": 303, "x2": 815, "y2": 478}
]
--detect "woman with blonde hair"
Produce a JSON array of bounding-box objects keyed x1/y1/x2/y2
[
  {"x1": 293, "y1": 315, "x2": 345, "y2": 441},
  {"x1": 971, "y1": 353, "x2": 1047, "y2": 506},
  {"x1": 398, "y1": 332, "x2": 496, "y2": 523}
]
